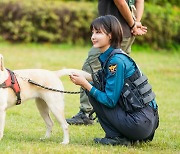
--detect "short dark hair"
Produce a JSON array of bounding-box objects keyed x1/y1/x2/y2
[{"x1": 90, "y1": 15, "x2": 123, "y2": 48}]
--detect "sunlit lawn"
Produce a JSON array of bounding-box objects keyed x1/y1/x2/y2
[{"x1": 0, "y1": 42, "x2": 179, "y2": 154}]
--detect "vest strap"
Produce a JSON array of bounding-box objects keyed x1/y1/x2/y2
[
  {"x1": 139, "y1": 83, "x2": 152, "y2": 95},
  {"x1": 133, "y1": 75, "x2": 147, "y2": 86},
  {"x1": 143, "y1": 92, "x2": 156, "y2": 104}
]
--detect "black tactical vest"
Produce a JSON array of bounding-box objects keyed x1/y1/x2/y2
[{"x1": 91, "y1": 49, "x2": 155, "y2": 112}]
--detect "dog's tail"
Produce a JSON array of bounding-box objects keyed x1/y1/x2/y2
[{"x1": 55, "y1": 69, "x2": 92, "y2": 81}]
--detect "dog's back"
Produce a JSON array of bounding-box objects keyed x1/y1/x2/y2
[{"x1": 13, "y1": 69, "x2": 64, "y2": 102}]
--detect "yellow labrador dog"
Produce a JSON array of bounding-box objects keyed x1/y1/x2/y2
[{"x1": 0, "y1": 54, "x2": 91, "y2": 144}]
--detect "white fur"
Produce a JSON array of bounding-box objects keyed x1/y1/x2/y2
[{"x1": 0, "y1": 54, "x2": 91, "y2": 144}]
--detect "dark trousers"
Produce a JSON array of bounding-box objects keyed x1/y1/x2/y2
[{"x1": 87, "y1": 93, "x2": 159, "y2": 141}]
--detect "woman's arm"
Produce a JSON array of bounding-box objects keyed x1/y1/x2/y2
[
  {"x1": 135, "y1": 0, "x2": 144, "y2": 22},
  {"x1": 133, "y1": 0, "x2": 147, "y2": 35},
  {"x1": 114, "y1": 0, "x2": 135, "y2": 29},
  {"x1": 70, "y1": 56, "x2": 126, "y2": 108},
  {"x1": 70, "y1": 73, "x2": 93, "y2": 91},
  {"x1": 113, "y1": 0, "x2": 147, "y2": 35}
]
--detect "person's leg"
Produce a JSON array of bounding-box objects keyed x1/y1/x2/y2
[
  {"x1": 87, "y1": 94, "x2": 131, "y2": 146},
  {"x1": 80, "y1": 47, "x2": 101, "y2": 113},
  {"x1": 140, "y1": 108, "x2": 159, "y2": 142},
  {"x1": 121, "y1": 36, "x2": 135, "y2": 54},
  {"x1": 88, "y1": 92, "x2": 159, "y2": 143},
  {"x1": 66, "y1": 47, "x2": 101, "y2": 125},
  {"x1": 88, "y1": 94, "x2": 121, "y2": 137}
]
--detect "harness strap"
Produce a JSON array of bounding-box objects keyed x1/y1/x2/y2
[
  {"x1": 9, "y1": 69, "x2": 15, "y2": 84},
  {"x1": 0, "y1": 69, "x2": 21, "y2": 105}
]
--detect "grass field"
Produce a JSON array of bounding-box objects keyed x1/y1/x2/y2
[{"x1": 0, "y1": 42, "x2": 179, "y2": 154}]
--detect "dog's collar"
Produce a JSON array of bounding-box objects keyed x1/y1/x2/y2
[{"x1": 0, "y1": 69, "x2": 21, "y2": 105}]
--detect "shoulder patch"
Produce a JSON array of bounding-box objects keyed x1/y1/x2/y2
[{"x1": 108, "y1": 64, "x2": 117, "y2": 74}]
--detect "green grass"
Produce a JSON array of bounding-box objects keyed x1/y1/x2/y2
[{"x1": 0, "y1": 42, "x2": 180, "y2": 154}]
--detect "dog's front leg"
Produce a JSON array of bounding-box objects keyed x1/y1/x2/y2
[{"x1": 0, "y1": 107, "x2": 6, "y2": 140}]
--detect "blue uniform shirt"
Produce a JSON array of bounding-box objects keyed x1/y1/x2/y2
[
  {"x1": 90, "y1": 47, "x2": 157, "y2": 109},
  {"x1": 90, "y1": 47, "x2": 135, "y2": 108}
]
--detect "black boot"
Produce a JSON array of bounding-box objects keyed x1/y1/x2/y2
[
  {"x1": 94, "y1": 137, "x2": 131, "y2": 146},
  {"x1": 66, "y1": 110, "x2": 94, "y2": 125}
]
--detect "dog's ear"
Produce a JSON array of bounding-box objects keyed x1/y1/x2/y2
[{"x1": 0, "y1": 54, "x2": 4, "y2": 71}]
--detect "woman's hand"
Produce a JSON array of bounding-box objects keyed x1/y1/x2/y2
[
  {"x1": 131, "y1": 22, "x2": 147, "y2": 36},
  {"x1": 70, "y1": 73, "x2": 93, "y2": 91}
]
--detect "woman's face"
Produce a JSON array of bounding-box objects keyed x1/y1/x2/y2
[{"x1": 91, "y1": 28, "x2": 111, "y2": 52}]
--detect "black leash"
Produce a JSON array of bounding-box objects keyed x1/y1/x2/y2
[{"x1": 28, "y1": 79, "x2": 82, "y2": 94}]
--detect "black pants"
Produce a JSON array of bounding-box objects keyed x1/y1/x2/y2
[{"x1": 87, "y1": 93, "x2": 159, "y2": 141}]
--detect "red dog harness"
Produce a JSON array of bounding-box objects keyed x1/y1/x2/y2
[{"x1": 0, "y1": 69, "x2": 21, "y2": 105}]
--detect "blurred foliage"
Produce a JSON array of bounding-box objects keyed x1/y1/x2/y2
[
  {"x1": 0, "y1": 0, "x2": 179, "y2": 49},
  {"x1": 136, "y1": 3, "x2": 180, "y2": 49},
  {"x1": 43, "y1": 0, "x2": 179, "y2": 6},
  {"x1": 63, "y1": 0, "x2": 95, "y2": 1},
  {"x1": 0, "y1": 0, "x2": 97, "y2": 44},
  {"x1": 145, "y1": 0, "x2": 179, "y2": 7},
  {"x1": 44, "y1": 0, "x2": 180, "y2": 6}
]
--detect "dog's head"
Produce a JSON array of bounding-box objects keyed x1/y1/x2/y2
[{"x1": 0, "y1": 54, "x2": 9, "y2": 84}]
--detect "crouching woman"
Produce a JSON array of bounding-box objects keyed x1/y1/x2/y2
[{"x1": 70, "y1": 15, "x2": 159, "y2": 146}]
